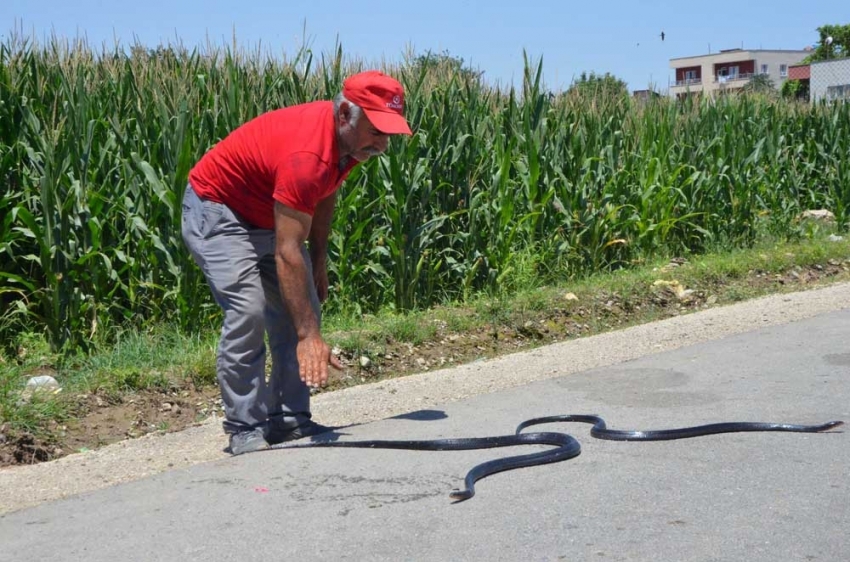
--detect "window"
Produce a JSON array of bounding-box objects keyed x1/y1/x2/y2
[
  {"x1": 678, "y1": 69, "x2": 700, "y2": 86},
  {"x1": 761, "y1": 64, "x2": 768, "y2": 74},
  {"x1": 780, "y1": 64, "x2": 788, "y2": 77},
  {"x1": 728, "y1": 66, "x2": 740, "y2": 78},
  {"x1": 827, "y1": 84, "x2": 850, "y2": 100}
]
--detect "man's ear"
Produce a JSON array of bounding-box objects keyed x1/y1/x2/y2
[{"x1": 338, "y1": 101, "x2": 353, "y2": 127}]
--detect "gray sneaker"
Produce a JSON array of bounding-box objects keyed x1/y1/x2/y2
[
  {"x1": 228, "y1": 427, "x2": 270, "y2": 455},
  {"x1": 267, "y1": 419, "x2": 332, "y2": 445}
]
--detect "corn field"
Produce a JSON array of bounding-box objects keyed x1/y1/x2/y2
[{"x1": 1, "y1": 35, "x2": 849, "y2": 354}]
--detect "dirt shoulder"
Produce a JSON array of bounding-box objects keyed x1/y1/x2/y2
[{"x1": 2, "y1": 281, "x2": 849, "y2": 515}]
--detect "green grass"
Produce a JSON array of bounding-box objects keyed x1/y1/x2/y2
[{"x1": 0, "y1": 325, "x2": 219, "y2": 436}]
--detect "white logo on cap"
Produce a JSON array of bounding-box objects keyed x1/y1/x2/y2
[{"x1": 386, "y1": 94, "x2": 403, "y2": 110}]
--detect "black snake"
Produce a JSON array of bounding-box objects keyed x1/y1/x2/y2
[{"x1": 270, "y1": 415, "x2": 843, "y2": 502}]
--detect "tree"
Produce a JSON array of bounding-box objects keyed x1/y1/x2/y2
[
  {"x1": 408, "y1": 50, "x2": 484, "y2": 83},
  {"x1": 804, "y1": 24, "x2": 850, "y2": 62},
  {"x1": 741, "y1": 73, "x2": 776, "y2": 95},
  {"x1": 566, "y1": 71, "x2": 628, "y2": 99},
  {"x1": 781, "y1": 79, "x2": 810, "y2": 101}
]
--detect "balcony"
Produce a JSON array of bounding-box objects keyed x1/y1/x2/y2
[
  {"x1": 674, "y1": 77, "x2": 702, "y2": 86},
  {"x1": 714, "y1": 72, "x2": 757, "y2": 84}
]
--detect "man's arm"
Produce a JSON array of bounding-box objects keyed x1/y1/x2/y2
[
  {"x1": 274, "y1": 201, "x2": 341, "y2": 387},
  {"x1": 307, "y1": 192, "x2": 336, "y2": 302}
]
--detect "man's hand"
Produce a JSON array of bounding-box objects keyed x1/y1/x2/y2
[
  {"x1": 297, "y1": 334, "x2": 343, "y2": 388},
  {"x1": 274, "y1": 201, "x2": 338, "y2": 386}
]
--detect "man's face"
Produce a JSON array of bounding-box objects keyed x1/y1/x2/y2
[{"x1": 339, "y1": 103, "x2": 390, "y2": 162}]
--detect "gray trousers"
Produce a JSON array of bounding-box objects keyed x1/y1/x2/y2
[{"x1": 181, "y1": 185, "x2": 318, "y2": 434}]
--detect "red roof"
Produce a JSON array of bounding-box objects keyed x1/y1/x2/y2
[{"x1": 788, "y1": 64, "x2": 810, "y2": 80}]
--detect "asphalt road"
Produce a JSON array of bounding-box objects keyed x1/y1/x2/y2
[{"x1": 1, "y1": 309, "x2": 847, "y2": 562}]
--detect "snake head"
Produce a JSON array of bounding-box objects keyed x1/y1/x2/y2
[
  {"x1": 823, "y1": 421, "x2": 844, "y2": 431},
  {"x1": 449, "y1": 488, "x2": 473, "y2": 503}
]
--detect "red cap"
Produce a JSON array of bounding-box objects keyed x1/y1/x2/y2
[{"x1": 342, "y1": 71, "x2": 413, "y2": 135}]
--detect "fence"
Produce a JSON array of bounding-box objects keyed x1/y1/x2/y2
[{"x1": 810, "y1": 57, "x2": 850, "y2": 102}]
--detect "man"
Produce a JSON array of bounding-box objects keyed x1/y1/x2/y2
[{"x1": 182, "y1": 70, "x2": 413, "y2": 454}]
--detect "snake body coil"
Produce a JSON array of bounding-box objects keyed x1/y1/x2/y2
[
  {"x1": 514, "y1": 414, "x2": 844, "y2": 440},
  {"x1": 270, "y1": 415, "x2": 842, "y2": 502},
  {"x1": 273, "y1": 432, "x2": 580, "y2": 501}
]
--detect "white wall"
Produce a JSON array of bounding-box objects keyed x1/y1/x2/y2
[
  {"x1": 811, "y1": 59, "x2": 850, "y2": 102},
  {"x1": 752, "y1": 51, "x2": 809, "y2": 88}
]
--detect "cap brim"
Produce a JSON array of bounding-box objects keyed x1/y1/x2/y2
[{"x1": 363, "y1": 109, "x2": 413, "y2": 135}]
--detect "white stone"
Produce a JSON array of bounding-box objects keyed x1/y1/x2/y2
[{"x1": 26, "y1": 375, "x2": 59, "y2": 391}]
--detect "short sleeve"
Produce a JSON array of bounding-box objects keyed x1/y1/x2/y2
[{"x1": 272, "y1": 153, "x2": 332, "y2": 216}]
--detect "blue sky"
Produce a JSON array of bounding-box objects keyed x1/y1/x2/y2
[{"x1": 3, "y1": 1, "x2": 847, "y2": 92}]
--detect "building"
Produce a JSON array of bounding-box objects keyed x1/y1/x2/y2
[
  {"x1": 669, "y1": 48, "x2": 810, "y2": 97},
  {"x1": 788, "y1": 63, "x2": 810, "y2": 82},
  {"x1": 631, "y1": 89, "x2": 662, "y2": 102},
  {"x1": 784, "y1": 58, "x2": 850, "y2": 102},
  {"x1": 810, "y1": 58, "x2": 850, "y2": 102}
]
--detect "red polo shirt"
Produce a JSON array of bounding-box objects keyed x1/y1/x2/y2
[{"x1": 188, "y1": 101, "x2": 358, "y2": 229}]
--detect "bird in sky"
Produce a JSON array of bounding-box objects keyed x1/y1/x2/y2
[{"x1": 660, "y1": 31, "x2": 666, "y2": 41}]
